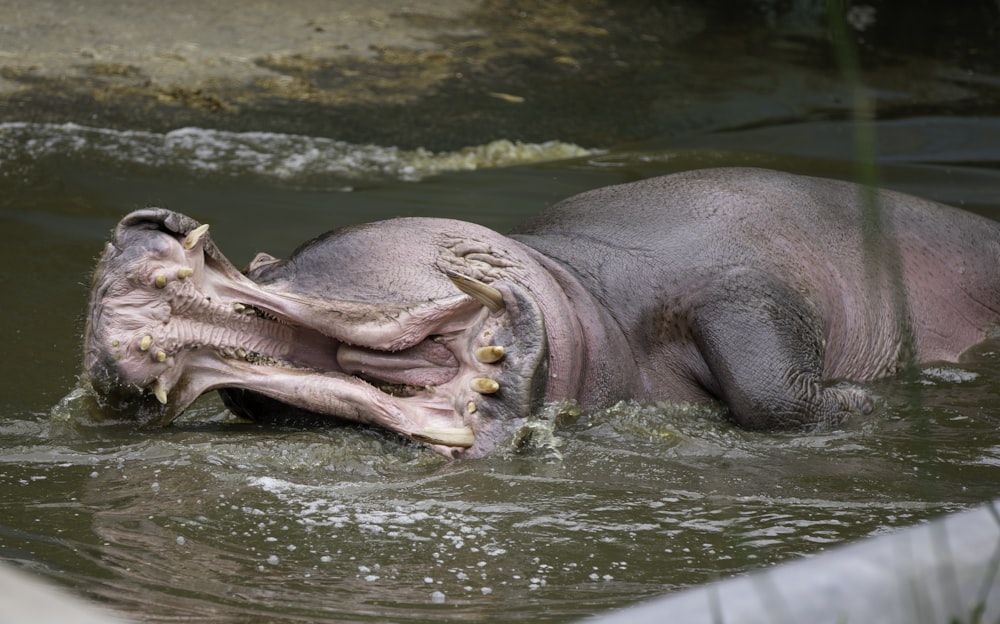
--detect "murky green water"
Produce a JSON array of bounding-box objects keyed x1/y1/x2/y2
[{"x1": 2, "y1": 116, "x2": 1000, "y2": 623}]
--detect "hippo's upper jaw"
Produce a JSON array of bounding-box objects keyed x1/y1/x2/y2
[{"x1": 83, "y1": 209, "x2": 551, "y2": 458}]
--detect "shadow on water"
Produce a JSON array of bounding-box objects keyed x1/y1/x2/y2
[{"x1": 3, "y1": 2, "x2": 1000, "y2": 622}]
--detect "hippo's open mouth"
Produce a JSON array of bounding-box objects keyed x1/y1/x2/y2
[{"x1": 82, "y1": 209, "x2": 548, "y2": 457}]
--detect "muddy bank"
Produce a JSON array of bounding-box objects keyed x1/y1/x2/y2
[
  {"x1": 1, "y1": 1, "x2": 998, "y2": 149},
  {"x1": 0, "y1": 0, "x2": 690, "y2": 149}
]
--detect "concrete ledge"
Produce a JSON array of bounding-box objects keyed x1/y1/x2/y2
[
  {"x1": 585, "y1": 500, "x2": 1000, "y2": 624},
  {"x1": 0, "y1": 564, "x2": 133, "y2": 624}
]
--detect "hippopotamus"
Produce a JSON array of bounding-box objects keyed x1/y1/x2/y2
[{"x1": 81, "y1": 167, "x2": 1000, "y2": 457}]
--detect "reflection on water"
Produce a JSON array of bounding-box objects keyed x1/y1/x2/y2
[
  {"x1": 7, "y1": 361, "x2": 998, "y2": 623},
  {"x1": 3, "y1": 112, "x2": 1000, "y2": 621}
]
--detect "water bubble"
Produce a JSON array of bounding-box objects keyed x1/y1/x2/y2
[{"x1": 430, "y1": 591, "x2": 446, "y2": 604}]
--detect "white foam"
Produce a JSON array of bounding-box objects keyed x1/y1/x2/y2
[
  {"x1": 0, "y1": 122, "x2": 597, "y2": 182},
  {"x1": 921, "y1": 366, "x2": 979, "y2": 384}
]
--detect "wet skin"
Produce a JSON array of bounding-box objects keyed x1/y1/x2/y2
[{"x1": 82, "y1": 168, "x2": 1000, "y2": 457}]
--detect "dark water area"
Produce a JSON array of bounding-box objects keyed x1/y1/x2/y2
[{"x1": 3, "y1": 3, "x2": 1000, "y2": 622}]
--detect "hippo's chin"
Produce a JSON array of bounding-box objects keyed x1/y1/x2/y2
[{"x1": 83, "y1": 209, "x2": 548, "y2": 458}]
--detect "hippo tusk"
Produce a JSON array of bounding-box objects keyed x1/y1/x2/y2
[
  {"x1": 412, "y1": 426, "x2": 476, "y2": 448},
  {"x1": 139, "y1": 334, "x2": 154, "y2": 351},
  {"x1": 470, "y1": 377, "x2": 500, "y2": 394},
  {"x1": 183, "y1": 223, "x2": 210, "y2": 250},
  {"x1": 445, "y1": 271, "x2": 505, "y2": 313},
  {"x1": 475, "y1": 345, "x2": 505, "y2": 364},
  {"x1": 154, "y1": 274, "x2": 168, "y2": 288},
  {"x1": 177, "y1": 267, "x2": 194, "y2": 279},
  {"x1": 151, "y1": 379, "x2": 168, "y2": 405}
]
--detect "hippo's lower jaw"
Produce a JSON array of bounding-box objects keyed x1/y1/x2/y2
[{"x1": 83, "y1": 209, "x2": 548, "y2": 458}]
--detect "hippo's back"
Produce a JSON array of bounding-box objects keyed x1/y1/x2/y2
[{"x1": 512, "y1": 167, "x2": 1000, "y2": 373}]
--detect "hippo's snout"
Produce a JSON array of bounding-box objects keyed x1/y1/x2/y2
[
  {"x1": 83, "y1": 209, "x2": 229, "y2": 423},
  {"x1": 83, "y1": 210, "x2": 550, "y2": 457}
]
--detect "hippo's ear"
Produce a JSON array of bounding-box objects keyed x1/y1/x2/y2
[
  {"x1": 245, "y1": 252, "x2": 281, "y2": 277},
  {"x1": 445, "y1": 270, "x2": 505, "y2": 313}
]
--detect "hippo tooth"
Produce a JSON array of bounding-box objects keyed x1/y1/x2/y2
[
  {"x1": 412, "y1": 426, "x2": 476, "y2": 448},
  {"x1": 155, "y1": 350, "x2": 167, "y2": 362},
  {"x1": 139, "y1": 335, "x2": 153, "y2": 351},
  {"x1": 445, "y1": 271, "x2": 505, "y2": 313},
  {"x1": 475, "y1": 345, "x2": 505, "y2": 364},
  {"x1": 183, "y1": 223, "x2": 210, "y2": 250},
  {"x1": 232, "y1": 302, "x2": 246, "y2": 313},
  {"x1": 154, "y1": 274, "x2": 168, "y2": 289},
  {"x1": 151, "y1": 379, "x2": 168, "y2": 405},
  {"x1": 466, "y1": 401, "x2": 477, "y2": 414},
  {"x1": 177, "y1": 267, "x2": 194, "y2": 279},
  {"x1": 470, "y1": 377, "x2": 500, "y2": 394}
]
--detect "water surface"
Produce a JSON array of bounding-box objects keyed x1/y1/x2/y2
[{"x1": 2, "y1": 114, "x2": 1000, "y2": 622}]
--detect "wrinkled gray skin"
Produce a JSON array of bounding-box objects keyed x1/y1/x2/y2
[{"x1": 82, "y1": 168, "x2": 1000, "y2": 458}]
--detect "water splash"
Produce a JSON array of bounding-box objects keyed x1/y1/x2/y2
[{"x1": 0, "y1": 122, "x2": 597, "y2": 182}]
